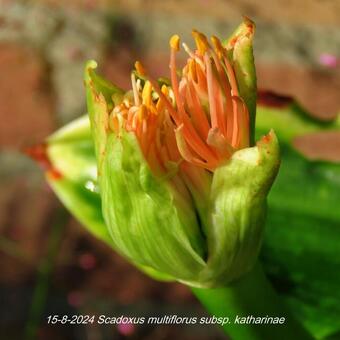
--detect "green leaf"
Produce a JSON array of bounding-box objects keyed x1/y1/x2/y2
[
  {"x1": 256, "y1": 96, "x2": 340, "y2": 143},
  {"x1": 47, "y1": 116, "x2": 106, "y2": 241},
  {"x1": 256, "y1": 99, "x2": 340, "y2": 339},
  {"x1": 47, "y1": 115, "x2": 97, "y2": 183}
]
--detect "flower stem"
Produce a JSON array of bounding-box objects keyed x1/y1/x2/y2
[
  {"x1": 25, "y1": 207, "x2": 69, "y2": 340},
  {"x1": 192, "y1": 262, "x2": 314, "y2": 340}
]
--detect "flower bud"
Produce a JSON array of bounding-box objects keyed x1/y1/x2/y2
[{"x1": 47, "y1": 18, "x2": 280, "y2": 287}]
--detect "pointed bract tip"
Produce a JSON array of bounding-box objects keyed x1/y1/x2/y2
[
  {"x1": 242, "y1": 16, "x2": 255, "y2": 32},
  {"x1": 84, "y1": 60, "x2": 98, "y2": 79},
  {"x1": 259, "y1": 129, "x2": 277, "y2": 145},
  {"x1": 86, "y1": 59, "x2": 98, "y2": 70},
  {"x1": 24, "y1": 143, "x2": 63, "y2": 180},
  {"x1": 225, "y1": 17, "x2": 255, "y2": 50}
]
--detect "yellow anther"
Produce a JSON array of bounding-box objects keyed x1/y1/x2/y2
[
  {"x1": 135, "y1": 61, "x2": 146, "y2": 76},
  {"x1": 192, "y1": 30, "x2": 209, "y2": 55},
  {"x1": 142, "y1": 81, "x2": 152, "y2": 107},
  {"x1": 156, "y1": 85, "x2": 168, "y2": 111},
  {"x1": 188, "y1": 59, "x2": 197, "y2": 82},
  {"x1": 211, "y1": 35, "x2": 224, "y2": 58},
  {"x1": 109, "y1": 112, "x2": 120, "y2": 133},
  {"x1": 161, "y1": 84, "x2": 169, "y2": 96},
  {"x1": 169, "y1": 34, "x2": 180, "y2": 51},
  {"x1": 138, "y1": 104, "x2": 148, "y2": 121}
]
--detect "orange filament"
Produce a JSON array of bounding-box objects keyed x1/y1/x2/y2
[
  {"x1": 109, "y1": 31, "x2": 250, "y2": 175},
  {"x1": 109, "y1": 64, "x2": 182, "y2": 178},
  {"x1": 168, "y1": 30, "x2": 250, "y2": 170}
]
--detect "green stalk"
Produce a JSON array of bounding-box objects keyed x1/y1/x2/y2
[
  {"x1": 192, "y1": 263, "x2": 314, "y2": 340},
  {"x1": 25, "y1": 207, "x2": 69, "y2": 340}
]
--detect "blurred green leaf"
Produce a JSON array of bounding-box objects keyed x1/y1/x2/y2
[
  {"x1": 261, "y1": 145, "x2": 340, "y2": 339},
  {"x1": 44, "y1": 96, "x2": 340, "y2": 338},
  {"x1": 47, "y1": 116, "x2": 107, "y2": 241},
  {"x1": 256, "y1": 94, "x2": 340, "y2": 143},
  {"x1": 256, "y1": 97, "x2": 340, "y2": 339}
]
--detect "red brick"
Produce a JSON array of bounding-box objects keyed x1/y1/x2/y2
[{"x1": 0, "y1": 44, "x2": 55, "y2": 149}]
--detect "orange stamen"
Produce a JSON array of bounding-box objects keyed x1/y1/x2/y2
[
  {"x1": 186, "y1": 80, "x2": 210, "y2": 140},
  {"x1": 192, "y1": 30, "x2": 210, "y2": 55},
  {"x1": 204, "y1": 53, "x2": 219, "y2": 129},
  {"x1": 131, "y1": 73, "x2": 140, "y2": 106},
  {"x1": 135, "y1": 61, "x2": 146, "y2": 76},
  {"x1": 108, "y1": 31, "x2": 250, "y2": 176},
  {"x1": 210, "y1": 35, "x2": 224, "y2": 59},
  {"x1": 223, "y1": 56, "x2": 239, "y2": 96},
  {"x1": 169, "y1": 37, "x2": 186, "y2": 118},
  {"x1": 175, "y1": 125, "x2": 216, "y2": 170}
]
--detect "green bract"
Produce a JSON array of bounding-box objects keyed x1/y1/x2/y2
[
  {"x1": 225, "y1": 17, "x2": 257, "y2": 144},
  {"x1": 199, "y1": 132, "x2": 279, "y2": 285}
]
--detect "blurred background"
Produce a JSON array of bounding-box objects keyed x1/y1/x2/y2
[{"x1": 0, "y1": 0, "x2": 339, "y2": 339}]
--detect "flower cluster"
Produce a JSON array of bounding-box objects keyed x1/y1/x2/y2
[{"x1": 85, "y1": 18, "x2": 280, "y2": 287}]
